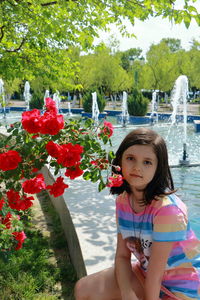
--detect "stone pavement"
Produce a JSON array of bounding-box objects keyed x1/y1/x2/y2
[{"x1": 63, "y1": 176, "x2": 117, "y2": 275}]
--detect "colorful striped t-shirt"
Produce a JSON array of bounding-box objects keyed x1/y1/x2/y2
[{"x1": 116, "y1": 191, "x2": 200, "y2": 299}]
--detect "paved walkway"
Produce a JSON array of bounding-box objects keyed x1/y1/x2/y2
[{"x1": 63, "y1": 177, "x2": 117, "y2": 275}]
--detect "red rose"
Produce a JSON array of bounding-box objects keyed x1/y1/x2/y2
[
  {"x1": 65, "y1": 163, "x2": 84, "y2": 179},
  {"x1": 1, "y1": 212, "x2": 12, "y2": 229},
  {"x1": 7, "y1": 189, "x2": 21, "y2": 210},
  {"x1": 107, "y1": 174, "x2": 124, "y2": 187},
  {"x1": 12, "y1": 231, "x2": 26, "y2": 250},
  {"x1": 6, "y1": 189, "x2": 33, "y2": 211},
  {"x1": 0, "y1": 198, "x2": 4, "y2": 210},
  {"x1": 31, "y1": 167, "x2": 39, "y2": 173},
  {"x1": 22, "y1": 109, "x2": 41, "y2": 134},
  {"x1": 22, "y1": 174, "x2": 46, "y2": 194},
  {"x1": 57, "y1": 143, "x2": 84, "y2": 167},
  {"x1": 40, "y1": 112, "x2": 64, "y2": 135},
  {"x1": 102, "y1": 121, "x2": 114, "y2": 137},
  {"x1": 0, "y1": 150, "x2": 22, "y2": 171},
  {"x1": 45, "y1": 97, "x2": 58, "y2": 114},
  {"x1": 46, "y1": 176, "x2": 69, "y2": 197},
  {"x1": 45, "y1": 141, "x2": 61, "y2": 158}
]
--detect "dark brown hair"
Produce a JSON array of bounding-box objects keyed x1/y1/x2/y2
[{"x1": 110, "y1": 127, "x2": 175, "y2": 204}]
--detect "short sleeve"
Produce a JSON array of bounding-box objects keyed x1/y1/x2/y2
[
  {"x1": 115, "y1": 195, "x2": 121, "y2": 234},
  {"x1": 153, "y1": 205, "x2": 188, "y2": 242}
]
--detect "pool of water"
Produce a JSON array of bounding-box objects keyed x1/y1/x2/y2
[{"x1": 110, "y1": 124, "x2": 200, "y2": 238}]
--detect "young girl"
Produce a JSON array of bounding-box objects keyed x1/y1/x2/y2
[{"x1": 75, "y1": 128, "x2": 200, "y2": 300}]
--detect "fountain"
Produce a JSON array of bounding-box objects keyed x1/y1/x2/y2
[
  {"x1": 67, "y1": 102, "x2": 72, "y2": 116},
  {"x1": 44, "y1": 90, "x2": 50, "y2": 100},
  {"x1": 0, "y1": 79, "x2": 6, "y2": 118},
  {"x1": 92, "y1": 92, "x2": 99, "y2": 123},
  {"x1": 150, "y1": 90, "x2": 158, "y2": 123},
  {"x1": 53, "y1": 90, "x2": 61, "y2": 111},
  {"x1": 23, "y1": 81, "x2": 31, "y2": 111},
  {"x1": 121, "y1": 91, "x2": 129, "y2": 127},
  {"x1": 169, "y1": 75, "x2": 190, "y2": 166}
]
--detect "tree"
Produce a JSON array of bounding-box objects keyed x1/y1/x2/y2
[
  {"x1": 127, "y1": 88, "x2": 149, "y2": 116},
  {"x1": 143, "y1": 42, "x2": 179, "y2": 91},
  {"x1": 118, "y1": 48, "x2": 144, "y2": 71},
  {"x1": 184, "y1": 41, "x2": 200, "y2": 90},
  {"x1": 0, "y1": 1, "x2": 199, "y2": 98},
  {"x1": 0, "y1": 0, "x2": 199, "y2": 72},
  {"x1": 79, "y1": 47, "x2": 131, "y2": 94},
  {"x1": 161, "y1": 38, "x2": 182, "y2": 52}
]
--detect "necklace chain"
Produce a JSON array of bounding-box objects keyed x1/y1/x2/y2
[{"x1": 130, "y1": 195, "x2": 146, "y2": 254}]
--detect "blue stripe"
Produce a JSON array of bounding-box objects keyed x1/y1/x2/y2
[
  {"x1": 193, "y1": 261, "x2": 200, "y2": 268},
  {"x1": 118, "y1": 217, "x2": 152, "y2": 230},
  {"x1": 153, "y1": 230, "x2": 187, "y2": 241},
  {"x1": 168, "y1": 194, "x2": 176, "y2": 205},
  {"x1": 165, "y1": 286, "x2": 198, "y2": 296},
  {"x1": 168, "y1": 253, "x2": 186, "y2": 265}
]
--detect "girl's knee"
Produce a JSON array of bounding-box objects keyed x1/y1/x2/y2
[{"x1": 74, "y1": 277, "x2": 89, "y2": 300}]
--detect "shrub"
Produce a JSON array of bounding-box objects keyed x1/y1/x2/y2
[
  {"x1": 127, "y1": 89, "x2": 149, "y2": 116},
  {"x1": 29, "y1": 93, "x2": 44, "y2": 109},
  {"x1": 83, "y1": 91, "x2": 106, "y2": 113}
]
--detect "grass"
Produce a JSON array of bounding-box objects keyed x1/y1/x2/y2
[{"x1": 0, "y1": 191, "x2": 77, "y2": 300}]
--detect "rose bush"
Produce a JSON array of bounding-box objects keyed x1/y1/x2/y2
[{"x1": 0, "y1": 98, "x2": 122, "y2": 253}]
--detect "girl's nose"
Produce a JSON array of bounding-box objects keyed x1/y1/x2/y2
[{"x1": 132, "y1": 162, "x2": 141, "y2": 171}]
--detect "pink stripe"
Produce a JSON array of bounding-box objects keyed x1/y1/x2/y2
[
  {"x1": 117, "y1": 202, "x2": 132, "y2": 213},
  {"x1": 154, "y1": 206, "x2": 184, "y2": 217},
  {"x1": 163, "y1": 270, "x2": 200, "y2": 281}
]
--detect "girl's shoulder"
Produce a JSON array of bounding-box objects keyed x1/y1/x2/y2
[
  {"x1": 116, "y1": 191, "x2": 128, "y2": 204},
  {"x1": 150, "y1": 193, "x2": 187, "y2": 216},
  {"x1": 116, "y1": 191, "x2": 132, "y2": 213}
]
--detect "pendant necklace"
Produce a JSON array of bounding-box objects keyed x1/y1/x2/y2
[{"x1": 130, "y1": 195, "x2": 146, "y2": 254}]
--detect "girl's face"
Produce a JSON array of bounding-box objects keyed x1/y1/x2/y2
[{"x1": 121, "y1": 144, "x2": 158, "y2": 191}]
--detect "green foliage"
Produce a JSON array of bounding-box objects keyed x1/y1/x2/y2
[
  {"x1": 119, "y1": 48, "x2": 144, "y2": 71},
  {"x1": 29, "y1": 93, "x2": 44, "y2": 109},
  {"x1": 127, "y1": 89, "x2": 149, "y2": 116},
  {"x1": 83, "y1": 91, "x2": 106, "y2": 112},
  {"x1": 0, "y1": 193, "x2": 77, "y2": 299},
  {"x1": 0, "y1": 0, "x2": 199, "y2": 98},
  {"x1": 0, "y1": 230, "x2": 60, "y2": 299},
  {"x1": 79, "y1": 47, "x2": 131, "y2": 94}
]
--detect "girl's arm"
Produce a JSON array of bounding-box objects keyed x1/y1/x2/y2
[
  {"x1": 144, "y1": 241, "x2": 173, "y2": 300},
  {"x1": 115, "y1": 233, "x2": 139, "y2": 300}
]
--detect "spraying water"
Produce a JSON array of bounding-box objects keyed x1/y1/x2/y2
[
  {"x1": 0, "y1": 79, "x2": 6, "y2": 118},
  {"x1": 23, "y1": 81, "x2": 31, "y2": 111},
  {"x1": 169, "y1": 75, "x2": 189, "y2": 165},
  {"x1": 150, "y1": 90, "x2": 158, "y2": 123},
  {"x1": 92, "y1": 92, "x2": 99, "y2": 123},
  {"x1": 53, "y1": 90, "x2": 61, "y2": 111},
  {"x1": 44, "y1": 90, "x2": 50, "y2": 100},
  {"x1": 121, "y1": 91, "x2": 129, "y2": 127},
  {"x1": 67, "y1": 102, "x2": 72, "y2": 116}
]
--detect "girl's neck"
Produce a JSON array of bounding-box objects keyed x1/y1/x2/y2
[
  {"x1": 131, "y1": 188, "x2": 144, "y2": 202},
  {"x1": 130, "y1": 191, "x2": 146, "y2": 213}
]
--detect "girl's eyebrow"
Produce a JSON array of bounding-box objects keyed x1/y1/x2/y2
[{"x1": 124, "y1": 153, "x2": 156, "y2": 161}]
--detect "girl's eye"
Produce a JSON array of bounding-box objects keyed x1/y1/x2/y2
[
  {"x1": 127, "y1": 157, "x2": 133, "y2": 161},
  {"x1": 144, "y1": 160, "x2": 152, "y2": 165}
]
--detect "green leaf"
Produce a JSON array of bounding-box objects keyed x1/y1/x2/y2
[
  {"x1": 83, "y1": 171, "x2": 91, "y2": 180},
  {"x1": 98, "y1": 180, "x2": 106, "y2": 192}
]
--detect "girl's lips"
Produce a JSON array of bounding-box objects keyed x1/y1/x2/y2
[{"x1": 130, "y1": 174, "x2": 142, "y2": 178}]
